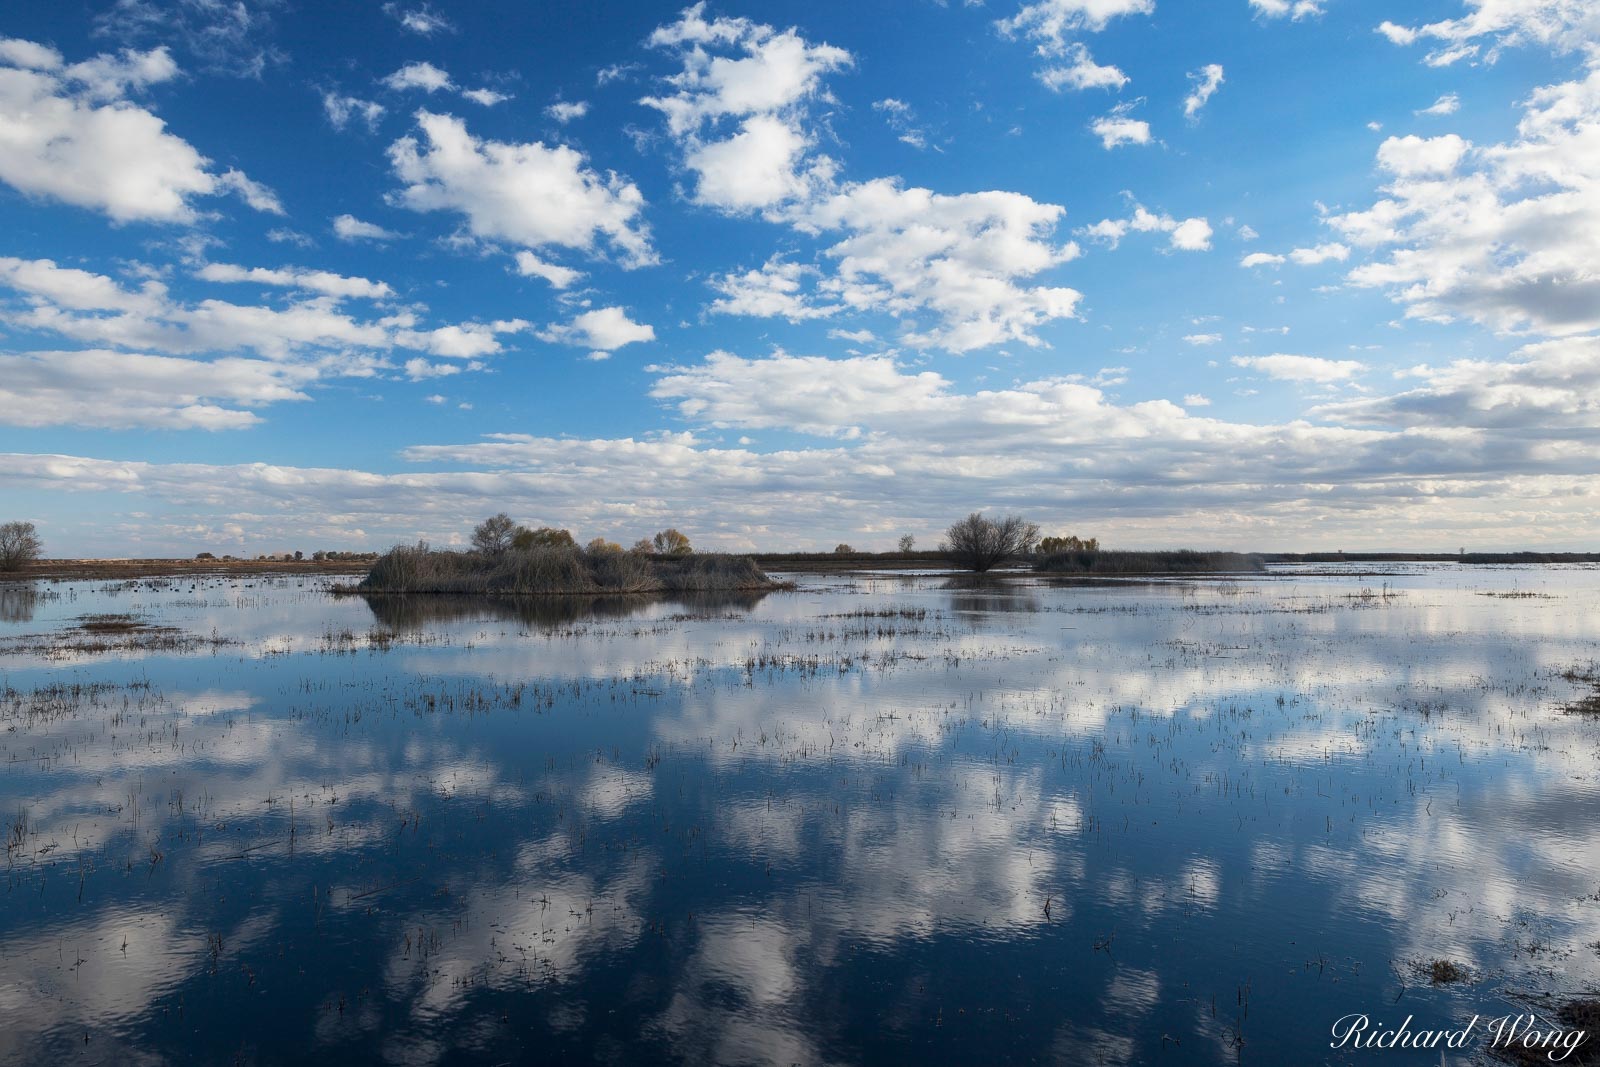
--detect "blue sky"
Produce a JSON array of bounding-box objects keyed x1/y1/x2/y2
[{"x1": 2, "y1": 0, "x2": 1597, "y2": 554}]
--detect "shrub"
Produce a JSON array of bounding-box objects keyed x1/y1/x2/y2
[
  {"x1": 944, "y1": 513, "x2": 1039, "y2": 572},
  {"x1": 195, "y1": 552, "x2": 215, "y2": 560},
  {"x1": 357, "y1": 543, "x2": 779, "y2": 595},
  {"x1": 0, "y1": 521, "x2": 42, "y2": 571},
  {"x1": 585, "y1": 537, "x2": 623, "y2": 554},
  {"x1": 1035, "y1": 550, "x2": 1266, "y2": 575},
  {"x1": 629, "y1": 538, "x2": 656, "y2": 555},
  {"x1": 1038, "y1": 534, "x2": 1099, "y2": 554}
]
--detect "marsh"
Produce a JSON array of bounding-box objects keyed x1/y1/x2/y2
[{"x1": 2, "y1": 563, "x2": 1598, "y2": 1064}]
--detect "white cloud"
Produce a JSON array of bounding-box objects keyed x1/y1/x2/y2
[
  {"x1": 0, "y1": 41, "x2": 277, "y2": 223},
  {"x1": 1241, "y1": 252, "x2": 1286, "y2": 268},
  {"x1": 1182, "y1": 393, "x2": 1212, "y2": 406},
  {"x1": 1183, "y1": 333, "x2": 1222, "y2": 346},
  {"x1": 461, "y1": 87, "x2": 510, "y2": 106},
  {"x1": 0, "y1": 349, "x2": 308, "y2": 430},
  {"x1": 194, "y1": 263, "x2": 394, "y2": 300},
  {"x1": 1312, "y1": 335, "x2": 1600, "y2": 430},
  {"x1": 513, "y1": 251, "x2": 583, "y2": 289},
  {"x1": 1038, "y1": 43, "x2": 1129, "y2": 91},
  {"x1": 539, "y1": 306, "x2": 656, "y2": 354},
  {"x1": 872, "y1": 98, "x2": 929, "y2": 148},
  {"x1": 1375, "y1": 1, "x2": 1600, "y2": 66},
  {"x1": 403, "y1": 357, "x2": 461, "y2": 380},
  {"x1": 1249, "y1": 0, "x2": 1325, "y2": 20},
  {"x1": 1090, "y1": 104, "x2": 1151, "y2": 148},
  {"x1": 332, "y1": 214, "x2": 399, "y2": 242},
  {"x1": 387, "y1": 110, "x2": 655, "y2": 267},
  {"x1": 1082, "y1": 203, "x2": 1210, "y2": 251},
  {"x1": 545, "y1": 100, "x2": 589, "y2": 122},
  {"x1": 1374, "y1": 133, "x2": 1470, "y2": 175},
  {"x1": 0, "y1": 255, "x2": 521, "y2": 368},
  {"x1": 1232, "y1": 354, "x2": 1366, "y2": 382},
  {"x1": 1416, "y1": 92, "x2": 1460, "y2": 116},
  {"x1": 1184, "y1": 64, "x2": 1224, "y2": 118},
  {"x1": 998, "y1": 0, "x2": 1154, "y2": 56},
  {"x1": 793, "y1": 180, "x2": 1083, "y2": 352},
  {"x1": 1288, "y1": 242, "x2": 1350, "y2": 264},
  {"x1": 641, "y1": 4, "x2": 851, "y2": 214},
  {"x1": 1331, "y1": 68, "x2": 1600, "y2": 335},
  {"x1": 382, "y1": 61, "x2": 454, "y2": 93},
  {"x1": 708, "y1": 258, "x2": 838, "y2": 321},
  {"x1": 385, "y1": 4, "x2": 453, "y2": 35},
  {"x1": 323, "y1": 93, "x2": 386, "y2": 132}
]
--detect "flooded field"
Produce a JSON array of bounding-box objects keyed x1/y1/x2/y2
[{"x1": 2, "y1": 564, "x2": 1598, "y2": 1065}]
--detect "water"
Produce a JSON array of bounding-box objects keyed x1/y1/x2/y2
[{"x1": 1, "y1": 565, "x2": 1598, "y2": 1064}]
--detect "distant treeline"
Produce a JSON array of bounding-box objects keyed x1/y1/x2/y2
[
  {"x1": 1266, "y1": 552, "x2": 1600, "y2": 564},
  {"x1": 355, "y1": 543, "x2": 783, "y2": 595},
  {"x1": 1035, "y1": 550, "x2": 1267, "y2": 575}
]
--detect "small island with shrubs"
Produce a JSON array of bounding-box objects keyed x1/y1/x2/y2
[{"x1": 354, "y1": 515, "x2": 786, "y2": 596}]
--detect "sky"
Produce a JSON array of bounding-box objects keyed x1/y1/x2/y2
[{"x1": 1, "y1": 0, "x2": 1597, "y2": 556}]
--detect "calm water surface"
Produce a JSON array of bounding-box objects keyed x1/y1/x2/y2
[{"x1": 2, "y1": 564, "x2": 1598, "y2": 1064}]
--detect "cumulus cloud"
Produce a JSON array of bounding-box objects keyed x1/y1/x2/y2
[
  {"x1": 1038, "y1": 43, "x2": 1129, "y2": 92},
  {"x1": 1090, "y1": 103, "x2": 1152, "y2": 148},
  {"x1": 387, "y1": 110, "x2": 655, "y2": 267},
  {"x1": 708, "y1": 258, "x2": 837, "y2": 321},
  {"x1": 545, "y1": 100, "x2": 588, "y2": 122},
  {"x1": 0, "y1": 254, "x2": 524, "y2": 379},
  {"x1": 539, "y1": 306, "x2": 655, "y2": 355},
  {"x1": 194, "y1": 263, "x2": 394, "y2": 300},
  {"x1": 1375, "y1": 1, "x2": 1600, "y2": 67},
  {"x1": 0, "y1": 349, "x2": 310, "y2": 430},
  {"x1": 781, "y1": 180, "x2": 1083, "y2": 352},
  {"x1": 1184, "y1": 64, "x2": 1224, "y2": 118},
  {"x1": 513, "y1": 251, "x2": 583, "y2": 289},
  {"x1": 641, "y1": 4, "x2": 851, "y2": 213},
  {"x1": 997, "y1": 0, "x2": 1154, "y2": 57},
  {"x1": 1081, "y1": 203, "x2": 1211, "y2": 252},
  {"x1": 0, "y1": 40, "x2": 279, "y2": 223},
  {"x1": 1232, "y1": 353, "x2": 1367, "y2": 382},
  {"x1": 332, "y1": 214, "x2": 399, "y2": 242},
  {"x1": 1330, "y1": 68, "x2": 1600, "y2": 334},
  {"x1": 323, "y1": 93, "x2": 386, "y2": 132},
  {"x1": 382, "y1": 61, "x2": 454, "y2": 93}
]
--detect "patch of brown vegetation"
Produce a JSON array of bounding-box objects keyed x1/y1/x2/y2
[{"x1": 2, "y1": 557, "x2": 373, "y2": 583}]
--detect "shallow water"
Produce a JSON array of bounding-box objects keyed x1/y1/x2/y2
[{"x1": 1, "y1": 564, "x2": 1598, "y2": 1065}]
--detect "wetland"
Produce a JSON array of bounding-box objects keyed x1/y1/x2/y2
[{"x1": 2, "y1": 563, "x2": 1599, "y2": 1064}]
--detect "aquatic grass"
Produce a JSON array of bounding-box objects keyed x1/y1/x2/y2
[{"x1": 1035, "y1": 549, "x2": 1267, "y2": 575}]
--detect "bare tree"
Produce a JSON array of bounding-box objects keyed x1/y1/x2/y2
[
  {"x1": 834, "y1": 543, "x2": 854, "y2": 554},
  {"x1": 0, "y1": 521, "x2": 42, "y2": 571},
  {"x1": 471, "y1": 513, "x2": 517, "y2": 555},
  {"x1": 943, "y1": 512, "x2": 1039, "y2": 572},
  {"x1": 897, "y1": 534, "x2": 916, "y2": 553}
]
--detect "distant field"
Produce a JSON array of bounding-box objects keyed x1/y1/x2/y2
[{"x1": 2, "y1": 558, "x2": 375, "y2": 582}]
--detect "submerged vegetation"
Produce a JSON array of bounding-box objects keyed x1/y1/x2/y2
[
  {"x1": 355, "y1": 541, "x2": 783, "y2": 595},
  {"x1": 1035, "y1": 549, "x2": 1268, "y2": 575}
]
